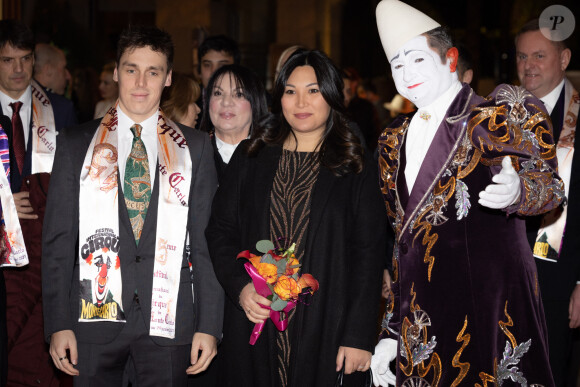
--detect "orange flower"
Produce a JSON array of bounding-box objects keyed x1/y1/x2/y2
[
  {"x1": 285, "y1": 257, "x2": 300, "y2": 276},
  {"x1": 249, "y1": 255, "x2": 262, "y2": 268},
  {"x1": 257, "y1": 262, "x2": 278, "y2": 284},
  {"x1": 297, "y1": 273, "x2": 319, "y2": 294},
  {"x1": 273, "y1": 275, "x2": 301, "y2": 301}
]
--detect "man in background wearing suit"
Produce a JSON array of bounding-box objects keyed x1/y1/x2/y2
[
  {"x1": 516, "y1": 18, "x2": 580, "y2": 386},
  {"x1": 0, "y1": 19, "x2": 76, "y2": 386},
  {"x1": 42, "y1": 25, "x2": 222, "y2": 386}
]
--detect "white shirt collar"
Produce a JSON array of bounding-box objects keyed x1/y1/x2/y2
[
  {"x1": 418, "y1": 80, "x2": 463, "y2": 123},
  {"x1": 0, "y1": 85, "x2": 32, "y2": 110},
  {"x1": 117, "y1": 106, "x2": 159, "y2": 136},
  {"x1": 215, "y1": 135, "x2": 242, "y2": 164},
  {"x1": 404, "y1": 81, "x2": 462, "y2": 193},
  {"x1": 539, "y1": 79, "x2": 565, "y2": 115}
]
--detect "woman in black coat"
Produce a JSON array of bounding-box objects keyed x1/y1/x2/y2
[{"x1": 206, "y1": 49, "x2": 387, "y2": 386}]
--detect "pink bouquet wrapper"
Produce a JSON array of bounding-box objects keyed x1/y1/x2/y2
[{"x1": 244, "y1": 261, "x2": 296, "y2": 345}]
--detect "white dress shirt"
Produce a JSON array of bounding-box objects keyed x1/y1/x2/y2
[
  {"x1": 0, "y1": 86, "x2": 32, "y2": 145},
  {"x1": 405, "y1": 81, "x2": 462, "y2": 192},
  {"x1": 215, "y1": 135, "x2": 242, "y2": 164},
  {"x1": 117, "y1": 107, "x2": 158, "y2": 191},
  {"x1": 540, "y1": 79, "x2": 565, "y2": 115}
]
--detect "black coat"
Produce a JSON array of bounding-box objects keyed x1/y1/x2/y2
[{"x1": 206, "y1": 143, "x2": 387, "y2": 386}]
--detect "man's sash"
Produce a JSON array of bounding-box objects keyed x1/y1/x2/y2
[
  {"x1": 0, "y1": 125, "x2": 28, "y2": 267},
  {"x1": 78, "y1": 105, "x2": 192, "y2": 338},
  {"x1": 30, "y1": 80, "x2": 57, "y2": 174},
  {"x1": 534, "y1": 79, "x2": 578, "y2": 262}
]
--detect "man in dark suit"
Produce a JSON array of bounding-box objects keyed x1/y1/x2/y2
[
  {"x1": 42, "y1": 25, "x2": 222, "y2": 386},
  {"x1": 516, "y1": 19, "x2": 580, "y2": 386},
  {"x1": 0, "y1": 19, "x2": 77, "y2": 386}
]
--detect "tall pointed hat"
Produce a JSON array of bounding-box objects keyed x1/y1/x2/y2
[{"x1": 376, "y1": 0, "x2": 440, "y2": 62}]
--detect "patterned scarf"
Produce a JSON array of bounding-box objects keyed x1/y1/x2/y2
[{"x1": 78, "y1": 104, "x2": 192, "y2": 338}]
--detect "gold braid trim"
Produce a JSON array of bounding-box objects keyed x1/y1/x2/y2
[
  {"x1": 498, "y1": 301, "x2": 518, "y2": 349},
  {"x1": 476, "y1": 363, "x2": 497, "y2": 387},
  {"x1": 457, "y1": 148, "x2": 482, "y2": 179},
  {"x1": 476, "y1": 301, "x2": 518, "y2": 386},
  {"x1": 418, "y1": 354, "x2": 442, "y2": 387},
  {"x1": 469, "y1": 106, "x2": 510, "y2": 153},
  {"x1": 400, "y1": 318, "x2": 414, "y2": 377},
  {"x1": 451, "y1": 316, "x2": 471, "y2": 387}
]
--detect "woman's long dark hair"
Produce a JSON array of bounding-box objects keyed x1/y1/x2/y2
[
  {"x1": 247, "y1": 49, "x2": 363, "y2": 176},
  {"x1": 199, "y1": 64, "x2": 268, "y2": 136}
]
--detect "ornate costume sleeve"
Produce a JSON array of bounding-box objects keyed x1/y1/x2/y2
[
  {"x1": 377, "y1": 121, "x2": 407, "y2": 339},
  {"x1": 469, "y1": 84, "x2": 565, "y2": 215}
]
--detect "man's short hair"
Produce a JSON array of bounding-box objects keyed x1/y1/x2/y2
[
  {"x1": 0, "y1": 19, "x2": 35, "y2": 52},
  {"x1": 422, "y1": 27, "x2": 454, "y2": 64},
  {"x1": 198, "y1": 35, "x2": 240, "y2": 65},
  {"x1": 515, "y1": 18, "x2": 568, "y2": 51},
  {"x1": 116, "y1": 25, "x2": 174, "y2": 71}
]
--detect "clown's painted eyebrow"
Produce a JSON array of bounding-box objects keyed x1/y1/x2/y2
[{"x1": 391, "y1": 48, "x2": 422, "y2": 62}]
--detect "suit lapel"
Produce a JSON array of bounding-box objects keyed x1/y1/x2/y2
[
  {"x1": 400, "y1": 84, "x2": 475, "y2": 234},
  {"x1": 550, "y1": 86, "x2": 566, "y2": 143}
]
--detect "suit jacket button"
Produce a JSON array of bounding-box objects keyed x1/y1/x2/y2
[
  {"x1": 136, "y1": 255, "x2": 141, "y2": 262},
  {"x1": 400, "y1": 242, "x2": 408, "y2": 255}
]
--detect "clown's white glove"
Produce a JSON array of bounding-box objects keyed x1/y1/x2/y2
[
  {"x1": 478, "y1": 156, "x2": 521, "y2": 209},
  {"x1": 371, "y1": 338, "x2": 397, "y2": 386}
]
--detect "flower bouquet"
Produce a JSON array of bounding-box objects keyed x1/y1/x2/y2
[{"x1": 237, "y1": 239, "x2": 319, "y2": 345}]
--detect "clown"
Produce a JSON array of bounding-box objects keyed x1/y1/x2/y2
[
  {"x1": 93, "y1": 252, "x2": 112, "y2": 307},
  {"x1": 371, "y1": 1, "x2": 563, "y2": 386}
]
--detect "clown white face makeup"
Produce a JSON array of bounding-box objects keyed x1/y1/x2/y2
[{"x1": 390, "y1": 35, "x2": 456, "y2": 108}]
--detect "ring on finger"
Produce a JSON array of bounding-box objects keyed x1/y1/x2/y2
[{"x1": 59, "y1": 356, "x2": 67, "y2": 361}]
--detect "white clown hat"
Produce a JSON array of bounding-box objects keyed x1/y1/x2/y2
[{"x1": 376, "y1": 0, "x2": 440, "y2": 62}]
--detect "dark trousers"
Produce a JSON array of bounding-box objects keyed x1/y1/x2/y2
[{"x1": 74, "y1": 300, "x2": 191, "y2": 387}]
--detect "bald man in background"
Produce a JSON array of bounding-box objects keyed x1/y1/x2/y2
[{"x1": 33, "y1": 43, "x2": 71, "y2": 95}]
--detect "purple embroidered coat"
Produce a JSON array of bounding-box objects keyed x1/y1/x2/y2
[{"x1": 378, "y1": 84, "x2": 564, "y2": 386}]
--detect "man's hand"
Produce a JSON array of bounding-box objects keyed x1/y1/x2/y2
[
  {"x1": 371, "y1": 338, "x2": 397, "y2": 386},
  {"x1": 336, "y1": 346, "x2": 371, "y2": 374},
  {"x1": 478, "y1": 156, "x2": 521, "y2": 209},
  {"x1": 13, "y1": 191, "x2": 38, "y2": 220},
  {"x1": 569, "y1": 284, "x2": 580, "y2": 328},
  {"x1": 49, "y1": 330, "x2": 79, "y2": 376},
  {"x1": 239, "y1": 283, "x2": 271, "y2": 323},
  {"x1": 186, "y1": 332, "x2": 217, "y2": 375},
  {"x1": 382, "y1": 270, "x2": 392, "y2": 299}
]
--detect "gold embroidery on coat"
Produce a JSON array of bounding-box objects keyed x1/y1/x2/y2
[
  {"x1": 451, "y1": 316, "x2": 471, "y2": 386},
  {"x1": 399, "y1": 285, "x2": 442, "y2": 386}
]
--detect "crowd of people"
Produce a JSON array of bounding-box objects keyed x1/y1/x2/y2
[{"x1": 0, "y1": 0, "x2": 578, "y2": 386}]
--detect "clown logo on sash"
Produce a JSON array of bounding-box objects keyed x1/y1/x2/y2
[{"x1": 79, "y1": 228, "x2": 125, "y2": 322}]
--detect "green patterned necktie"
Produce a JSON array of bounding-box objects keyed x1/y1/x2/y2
[{"x1": 124, "y1": 124, "x2": 151, "y2": 244}]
